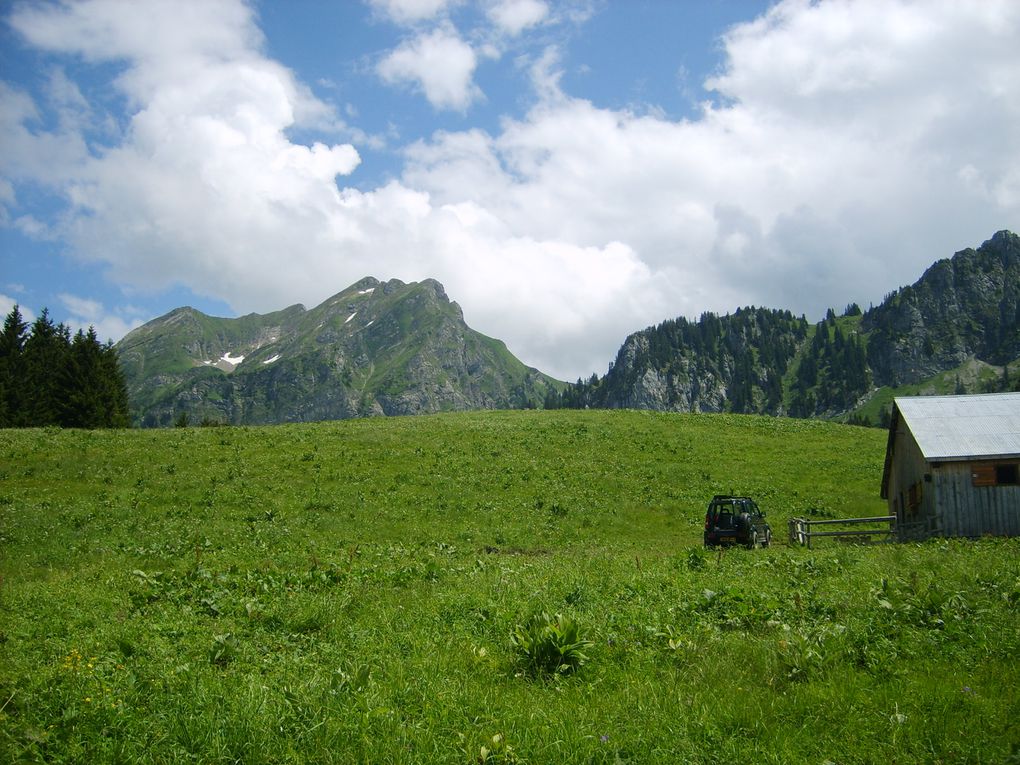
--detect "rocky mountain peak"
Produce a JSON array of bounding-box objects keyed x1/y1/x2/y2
[{"x1": 116, "y1": 276, "x2": 559, "y2": 426}]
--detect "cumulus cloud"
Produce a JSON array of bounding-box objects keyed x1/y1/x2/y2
[
  {"x1": 3, "y1": 0, "x2": 1020, "y2": 381},
  {"x1": 405, "y1": 0, "x2": 1020, "y2": 324},
  {"x1": 486, "y1": 0, "x2": 549, "y2": 36},
  {"x1": 369, "y1": 0, "x2": 461, "y2": 26},
  {"x1": 377, "y1": 25, "x2": 480, "y2": 111},
  {"x1": 0, "y1": 81, "x2": 90, "y2": 189},
  {"x1": 7, "y1": 0, "x2": 362, "y2": 304}
]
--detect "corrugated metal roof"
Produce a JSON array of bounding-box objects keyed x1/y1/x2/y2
[{"x1": 895, "y1": 392, "x2": 1020, "y2": 461}]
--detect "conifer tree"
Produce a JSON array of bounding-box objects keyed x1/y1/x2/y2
[
  {"x1": 22, "y1": 309, "x2": 68, "y2": 426},
  {"x1": 99, "y1": 340, "x2": 131, "y2": 427},
  {"x1": 0, "y1": 305, "x2": 28, "y2": 426},
  {"x1": 1, "y1": 305, "x2": 131, "y2": 428},
  {"x1": 60, "y1": 328, "x2": 107, "y2": 428}
]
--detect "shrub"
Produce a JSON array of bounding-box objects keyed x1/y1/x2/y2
[{"x1": 511, "y1": 612, "x2": 592, "y2": 676}]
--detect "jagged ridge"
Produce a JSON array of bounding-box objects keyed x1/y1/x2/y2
[{"x1": 548, "y1": 231, "x2": 1020, "y2": 421}]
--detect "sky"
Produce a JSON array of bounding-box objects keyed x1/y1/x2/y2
[{"x1": 1, "y1": 0, "x2": 1018, "y2": 382}]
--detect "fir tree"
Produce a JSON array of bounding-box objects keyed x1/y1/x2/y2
[
  {"x1": 60, "y1": 328, "x2": 109, "y2": 428},
  {"x1": 22, "y1": 309, "x2": 69, "y2": 426},
  {"x1": 98, "y1": 340, "x2": 130, "y2": 427},
  {"x1": 1, "y1": 306, "x2": 130, "y2": 428},
  {"x1": 0, "y1": 305, "x2": 28, "y2": 426}
]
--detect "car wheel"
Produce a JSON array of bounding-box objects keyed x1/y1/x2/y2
[
  {"x1": 762, "y1": 529, "x2": 771, "y2": 548},
  {"x1": 747, "y1": 531, "x2": 758, "y2": 550}
]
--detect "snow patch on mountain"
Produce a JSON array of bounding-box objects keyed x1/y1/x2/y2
[{"x1": 201, "y1": 352, "x2": 245, "y2": 372}]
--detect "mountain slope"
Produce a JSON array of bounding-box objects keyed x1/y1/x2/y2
[
  {"x1": 549, "y1": 231, "x2": 1020, "y2": 420},
  {"x1": 117, "y1": 277, "x2": 560, "y2": 426},
  {"x1": 861, "y1": 229, "x2": 1020, "y2": 386},
  {"x1": 551, "y1": 307, "x2": 808, "y2": 415}
]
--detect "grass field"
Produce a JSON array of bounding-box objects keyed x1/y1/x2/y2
[{"x1": 1, "y1": 410, "x2": 1018, "y2": 763}]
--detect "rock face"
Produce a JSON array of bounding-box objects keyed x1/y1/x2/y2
[
  {"x1": 573, "y1": 307, "x2": 805, "y2": 415},
  {"x1": 116, "y1": 277, "x2": 560, "y2": 426},
  {"x1": 862, "y1": 230, "x2": 1020, "y2": 387},
  {"x1": 608, "y1": 336, "x2": 729, "y2": 413}
]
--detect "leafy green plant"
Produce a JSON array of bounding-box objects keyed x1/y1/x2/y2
[
  {"x1": 330, "y1": 663, "x2": 371, "y2": 694},
  {"x1": 479, "y1": 732, "x2": 519, "y2": 763},
  {"x1": 685, "y1": 545, "x2": 707, "y2": 571},
  {"x1": 208, "y1": 632, "x2": 238, "y2": 666},
  {"x1": 777, "y1": 628, "x2": 829, "y2": 681},
  {"x1": 511, "y1": 612, "x2": 592, "y2": 676}
]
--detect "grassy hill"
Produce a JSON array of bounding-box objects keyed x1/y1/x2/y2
[{"x1": 1, "y1": 411, "x2": 1017, "y2": 762}]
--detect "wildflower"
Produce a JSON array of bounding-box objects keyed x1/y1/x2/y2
[{"x1": 600, "y1": 734, "x2": 609, "y2": 744}]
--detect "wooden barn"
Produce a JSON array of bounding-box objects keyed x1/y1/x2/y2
[{"x1": 881, "y1": 392, "x2": 1020, "y2": 540}]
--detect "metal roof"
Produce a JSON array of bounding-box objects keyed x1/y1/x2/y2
[{"x1": 895, "y1": 392, "x2": 1020, "y2": 461}]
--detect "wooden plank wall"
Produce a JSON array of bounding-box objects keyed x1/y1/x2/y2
[{"x1": 935, "y1": 462, "x2": 1020, "y2": 537}]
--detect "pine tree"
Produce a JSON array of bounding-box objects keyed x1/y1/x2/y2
[
  {"x1": 1, "y1": 307, "x2": 131, "y2": 428},
  {"x1": 98, "y1": 340, "x2": 130, "y2": 427},
  {"x1": 22, "y1": 309, "x2": 69, "y2": 426},
  {"x1": 60, "y1": 328, "x2": 107, "y2": 428},
  {"x1": 0, "y1": 305, "x2": 29, "y2": 426}
]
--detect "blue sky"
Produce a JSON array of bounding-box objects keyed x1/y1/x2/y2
[{"x1": 2, "y1": 0, "x2": 1019, "y2": 381}]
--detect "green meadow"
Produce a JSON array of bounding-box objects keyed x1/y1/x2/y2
[{"x1": 1, "y1": 410, "x2": 1018, "y2": 763}]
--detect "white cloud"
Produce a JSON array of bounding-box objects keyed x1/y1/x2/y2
[
  {"x1": 14, "y1": 215, "x2": 57, "y2": 240},
  {"x1": 0, "y1": 294, "x2": 35, "y2": 325},
  {"x1": 0, "y1": 81, "x2": 90, "y2": 188},
  {"x1": 486, "y1": 0, "x2": 549, "y2": 36},
  {"x1": 58, "y1": 293, "x2": 144, "y2": 344},
  {"x1": 405, "y1": 0, "x2": 1020, "y2": 326},
  {"x1": 369, "y1": 0, "x2": 461, "y2": 26},
  {"x1": 7, "y1": 0, "x2": 362, "y2": 305},
  {"x1": 377, "y1": 25, "x2": 480, "y2": 111},
  {"x1": 11, "y1": 0, "x2": 262, "y2": 72},
  {"x1": 3, "y1": 0, "x2": 1020, "y2": 381}
]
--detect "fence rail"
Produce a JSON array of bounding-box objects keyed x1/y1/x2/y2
[{"x1": 788, "y1": 515, "x2": 897, "y2": 548}]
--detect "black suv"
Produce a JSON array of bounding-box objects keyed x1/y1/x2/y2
[{"x1": 703, "y1": 495, "x2": 771, "y2": 548}]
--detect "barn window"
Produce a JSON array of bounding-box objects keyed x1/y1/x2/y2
[
  {"x1": 972, "y1": 463, "x2": 1020, "y2": 487},
  {"x1": 997, "y1": 464, "x2": 1019, "y2": 485}
]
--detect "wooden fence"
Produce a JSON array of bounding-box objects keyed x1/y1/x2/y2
[{"x1": 788, "y1": 515, "x2": 897, "y2": 548}]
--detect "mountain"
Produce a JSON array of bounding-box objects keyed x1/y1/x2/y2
[
  {"x1": 550, "y1": 307, "x2": 809, "y2": 415},
  {"x1": 117, "y1": 277, "x2": 560, "y2": 426},
  {"x1": 548, "y1": 231, "x2": 1020, "y2": 421},
  {"x1": 861, "y1": 229, "x2": 1020, "y2": 386}
]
